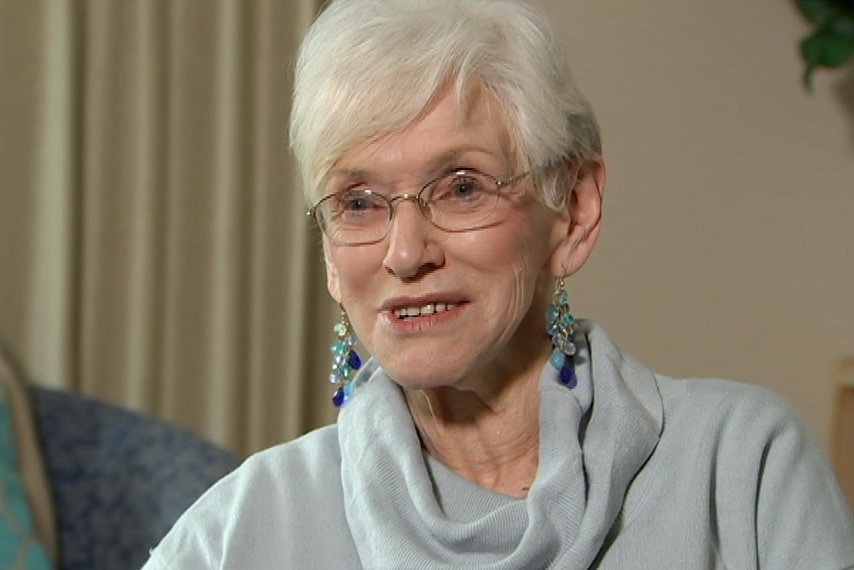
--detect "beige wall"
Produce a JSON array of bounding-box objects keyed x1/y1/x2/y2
[{"x1": 533, "y1": 0, "x2": 854, "y2": 452}]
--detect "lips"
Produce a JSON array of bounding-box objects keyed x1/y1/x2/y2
[
  {"x1": 393, "y1": 302, "x2": 458, "y2": 319},
  {"x1": 382, "y1": 293, "x2": 468, "y2": 321}
]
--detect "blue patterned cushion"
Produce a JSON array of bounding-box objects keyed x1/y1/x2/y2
[{"x1": 32, "y1": 386, "x2": 240, "y2": 570}]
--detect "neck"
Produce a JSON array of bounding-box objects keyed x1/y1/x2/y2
[{"x1": 404, "y1": 344, "x2": 550, "y2": 498}]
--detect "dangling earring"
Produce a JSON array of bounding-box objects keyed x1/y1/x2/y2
[
  {"x1": 546, "y1": 277, "x2": 577, "y2": 388},
  {"x1": 329, "y1": 306, "x2": 363, "y2": 407}
]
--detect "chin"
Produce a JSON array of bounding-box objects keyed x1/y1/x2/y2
[
  {"x1": 380, "y1": 356, "x2": 474, "y2": 392},
  {"x1": 386, "y1": 369, "x2": 454, "y2": 390}
]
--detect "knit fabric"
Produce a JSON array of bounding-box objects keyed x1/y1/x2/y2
[{"x1": 142, "y1": 321, "x2": 854, "y2": 569}]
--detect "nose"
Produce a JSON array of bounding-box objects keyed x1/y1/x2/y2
[{"x1": 382, "y1": 199, "x2": 444, "y2": 279}]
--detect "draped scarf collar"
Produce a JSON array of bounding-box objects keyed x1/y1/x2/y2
[{"x1": 338, "y1": 320, "x2": 664, "y2": 569}]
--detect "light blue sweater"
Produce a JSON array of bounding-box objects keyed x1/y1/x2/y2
[{"x1": 143, "y1": 321, "x2": 854, "y2": 568}]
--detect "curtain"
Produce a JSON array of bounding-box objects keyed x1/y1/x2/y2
[{"x1": 0, "y1": 0, "x2": 337, "y2": 457}]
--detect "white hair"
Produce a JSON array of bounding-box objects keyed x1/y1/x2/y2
[{"x1": 290, "y1": 0, "x2": 601, "y2": 210}]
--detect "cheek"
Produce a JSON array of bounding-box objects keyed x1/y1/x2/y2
[
  {"x1": 507, "y1": 237, "x2": 547, "y2": 317},
  {"x1": 488, "y1": 211, "x2": 552, "y2": 273},
  {"x1": 327, "y1": 245, "x2": 383, "y2": 304},
  {"x1": 324, "y1": 257, "x2": 341, "y2": 303},
  {"x1": 506, "y1": 214, "x2": 556, "y2": 302},
  {"x1": 463, "y1": 218, "x2": 551, "y2": 308}
]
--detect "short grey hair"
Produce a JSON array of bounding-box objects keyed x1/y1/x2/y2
[{"x1": 290, "y1": 0, "x2": 601, "y2": 210}]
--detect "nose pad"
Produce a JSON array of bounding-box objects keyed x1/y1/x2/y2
[
  {"x1": 387, "y1": 195, "x2": 430, "y2": 236},
  {"x1": 391, "y1": 193, "x2": 421, "y2": 209},
  {"x1": 416, "y1": 197, "x2": 433, "y2": 222},
  {"x1": 388, "y1": 193, "x2": 433, "y2": 229}
]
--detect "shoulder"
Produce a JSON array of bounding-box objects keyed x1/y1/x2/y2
[
  {"x1": 205, "y1": 423, "x2": 343, "y2": 512},
  {"x1": 656, "y1": 375, "x2": 808, "y2": 447},
  {"x1": 651, "y1": 374, "x2": 824, "y2": 474},
  {"x1": 582, "y1": 320, "x2": 820, "y2": 467},
  {"x1": 241, "y1": 423, "x2": 342, "y2": 480},
  {"x1": 630, "y1": 377, "x2": 854, "y2": 566},
  {"x1": 660, "y1": 378, "x2": 852, "y2": 522},
  {"x1": 580, "y1": 321, "x2": 854, "y2": 562},
  {"x1": 660, "y1": 374, "x2": 795, "y2": 418},
  {"x1": 189, "y1": 421, "x2": 340, "y2": 502},
  {"x1": 671, "y1": 377, "x2": 854, "y2": 562},
  {"x1": 143, "y1": 424, "x2": 350, "y2": 569}
]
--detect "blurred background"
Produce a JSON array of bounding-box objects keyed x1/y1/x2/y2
[{"x1": 1, "y1": 0, "x2": 852, "y2": 485}]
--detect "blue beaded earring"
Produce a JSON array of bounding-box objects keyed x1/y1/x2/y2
[
  {"x1": 329, "y1": 307, "x2": 363, "y2": 407},
  {"x1": 546, "y1": 277, "x2": 577, "y2": 388}
]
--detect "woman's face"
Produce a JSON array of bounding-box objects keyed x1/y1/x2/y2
[{"x1": 323, "y1": 87, "x2": 564, "y2": 393}]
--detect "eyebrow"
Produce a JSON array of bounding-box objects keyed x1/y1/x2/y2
[{"x1": 326, "y1": 145, "x2": 498, "y2": 186}]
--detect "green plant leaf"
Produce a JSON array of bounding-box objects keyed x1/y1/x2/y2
[
  {"x1": 803, "y1": 62, "x2": 819, "y2": 89},
  {"x1": 801, "y1": 27, "x2": 854, "y2": 87},
  {"x1": 801, "y1": 28, "x2": 854, "y2": 67},
  {"x1": 797, "y1": 0, "x2": 854, "y2": 89},
  {"x1": 827, "y1": 12, "x2": 854, "y2": 35},
  {"x1": 796, "y1": 0, "x2": 853, "y2": 25}
]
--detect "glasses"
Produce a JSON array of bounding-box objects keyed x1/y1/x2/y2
[{"x1": 308, "y1": 169, "x2": 532, "y2": 246}]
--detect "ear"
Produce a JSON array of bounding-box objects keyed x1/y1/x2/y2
[
  {"x1": 548, "y1": 155, "x2": 606, "y2": 277},
  {"x1": 323, "y1": 242, "x2": 343, "y2": 303}
]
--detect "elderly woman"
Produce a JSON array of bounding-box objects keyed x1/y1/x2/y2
[{"x1": 142, "y1": 0, "x2": 854, "y2": 568}]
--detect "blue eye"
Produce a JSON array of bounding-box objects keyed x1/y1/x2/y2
[
  {"x1": 333, "y1": 190, "x2": 381, "y2": 211},
  {"x1": 449, "y1": 174, "x2": 481, "y2": 198},
  {"x1": 342, "y1": 195, "x2": 373, "y2": 211},
  {"x1": 329, "y1": 190, "x2": 389, "y2": 227},
  {"x1": 430, "y1": 171, "x2": 492, "y2": 206}
]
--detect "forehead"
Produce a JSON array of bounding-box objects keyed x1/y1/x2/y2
[{"x1": 331, "y1": 84, "x2": 515, "y2": 180}]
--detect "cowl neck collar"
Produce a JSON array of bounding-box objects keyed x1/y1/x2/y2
[{"x1": 338, "y1": 320, "x2": 663, "y2": 569}]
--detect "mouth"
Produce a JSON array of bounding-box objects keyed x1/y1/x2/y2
[{"x1": 392, "y1": 302, "x2": 459, "y2": 320}]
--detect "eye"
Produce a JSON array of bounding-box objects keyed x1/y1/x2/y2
[
  {"x1": 432, "y1": 170, "x2": 490, "y2": 202},
  {"x1": 450, "y1": 174, "x2": 481, "y2": 198},
  {"x1": 330, "y1": 190, "x2": 387, "y2": 222},
  {"x1": 340, "y1": 191, "x2": 374, "y2": 212}
]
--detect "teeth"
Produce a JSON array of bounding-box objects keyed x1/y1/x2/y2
[{"x1": 394, "y1": 302, "x2": 456, "y2": 319}]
